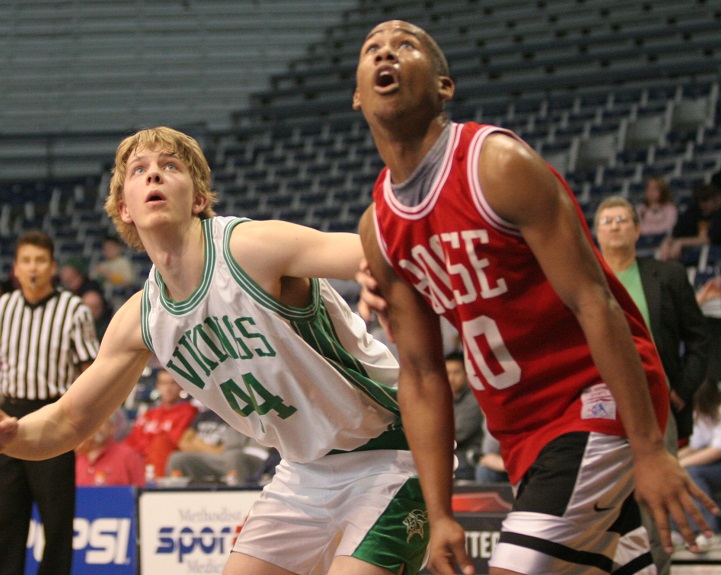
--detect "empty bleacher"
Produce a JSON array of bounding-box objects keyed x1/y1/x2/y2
[{"x1": 0, "y1": 0, "x2": 720, "y2": 280}]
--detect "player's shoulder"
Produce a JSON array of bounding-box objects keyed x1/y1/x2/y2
[
  {"x1": 107, "y1": 291, "x2": 144, "y2": 336},
  {"x1": 228, "y1": 218, "x2": 287, "y2": 260},
  {"x1": 480, "y1": 130, "x2": 534, "y2": 164}
]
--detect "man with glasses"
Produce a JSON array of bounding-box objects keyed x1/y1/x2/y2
[{"x1": 595, "y1": 195, "x2": 710, "y2": 571}]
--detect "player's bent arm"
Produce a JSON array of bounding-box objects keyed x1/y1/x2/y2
[
  {"x1": 178, "y1": 429, "x2": 223, "y2": 454},
  {"x1": 229, "y1": 220, "x2": 364, "y2": 286},
  {"x1": 359, "y1": 207, "x2": 455, "y2": 521},
  {"x1": 479, "y1": 134, "x2": 719, "y2": 548},
  {"x1": 478, "y1": 134, "x2": 665, "y2": 452},
  {"x1": 2, "y1": 292, "x2": 152, "y2": 460},
  {"x1": 360, "y1": 206, "x2": 472, "y2": 575}
]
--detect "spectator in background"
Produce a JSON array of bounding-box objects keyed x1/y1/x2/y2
[
  {"x1": 658, "y1": 183, "x2": 721, "y2": 263},
  {"x1": 247, "y1": 447, "x2": 281, "y2": 487},
  {"x1": 595, "y1": 196, "x2": 709, "y2": 574},
  {"x1": 674, "y1": 378, "x2": 721, "y2": 551},
  {"x1": 474, "y1": 421, "x2": 508, "y2": 484},
  {"x1": 58, "y1": 257, "x2": 104, "y2": 297},
  {"x1": 92, "y1": 235, "x2": 138, "y2": 311},
  {"x1": 123, "y1": 369, "x2": 197, "y2": 479},
  {"x1": 81, "y1": 289, "x2": 114, "y2": 341},
  {"x1": 75, "y1": 409, "x2": 144, "y2": 487},
  {"x1": 0, "y1": 231, "x2": 99, "y2": 575},
  {"x1": 59, "y1": 258, "x2": 114, "y2": 340},
  {"x1": 636, "y1": 175, "x2": 677, "y2": 240},
  {"x1": 92, "y1": 235, "x2": 137, "y2": 290},
  {"x1": 444, "y1": 351, "x2": 483, "y2": 481},
  {"x1": 595, "y1": 196, "x2": 709, "y2": 448},
  {"x1": 697, "y1": 275, "x2": 721, "y2": 384},
  {"x1": 712, "y1": 169, "x2": 721, "y2": 191},
  {"x1": 166, "y1": 408, "x2": 268, "y2": 484}
]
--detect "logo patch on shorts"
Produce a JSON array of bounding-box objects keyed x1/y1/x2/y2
[
  {"x1": 403, "y1": 509, "x2": 429, "y2": 542},
  {"x1": 581, "y1": 383, "x2": 616, "y2": 420}
]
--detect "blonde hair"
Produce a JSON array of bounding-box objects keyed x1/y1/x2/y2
[{"x1": 105, "y1": 126, "x2": 218, "y2": 251}]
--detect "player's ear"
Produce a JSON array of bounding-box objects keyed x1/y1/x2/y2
[
  {"x1": 439, "y1": 76, "x2": 454, "y2": 102},
  {"x1": 191, "y1": 193, "x2": 208, "y2": 215},
  {"x1": 119, "y1": 201, "x2": 133, "y2": 224},
  {"x1": 352, "y1": 88, "x2": 362, "y2": 111}
]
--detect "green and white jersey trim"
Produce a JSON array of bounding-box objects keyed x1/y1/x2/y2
[
  {"x1": 140, "y1": 216, "x2": 405, "y2": 463},
  {"x1": 222, "y1": 218, "x2": 400, "y2": 416},
  {"x1": 140, "y1": 217, "x2": 224, "y2": 353}
]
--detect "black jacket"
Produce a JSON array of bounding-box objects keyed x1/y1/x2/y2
[{"x1": 637, "y1": 257, "x2": 709, "y2": 440}]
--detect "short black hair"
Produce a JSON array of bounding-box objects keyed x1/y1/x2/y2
[
  {"x1": 15, "y1": 230, "x2": 54, "y2": 261},
  {"x1": 693, "y1": 182, "x2": 721, "y2": 203},
  {"x1": 444, "y1": 350, "x2": 464, "y2": 363}
]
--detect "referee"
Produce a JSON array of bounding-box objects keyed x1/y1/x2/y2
[{"x1": 0, "y1": 231, "x2": 99, "y2": 575}]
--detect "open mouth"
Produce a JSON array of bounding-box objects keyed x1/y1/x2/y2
[
  {"x1": 146, "y1": 191, "x2": 166, "y2": 203},
  {"x1": 374, "y1": 66, "x2": 399, "y2": 92}
]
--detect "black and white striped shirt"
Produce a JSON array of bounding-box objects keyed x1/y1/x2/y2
[{"x1": 0, "y1": 289, "x2": 99, "y2": 400}]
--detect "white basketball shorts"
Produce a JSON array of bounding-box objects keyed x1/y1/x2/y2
[
  {"x1": 490, "y1": 432, "x2": 655, "y2": 575},
  {"x1": 232, "y1": 449, "x2": 429, "y2": 575}
]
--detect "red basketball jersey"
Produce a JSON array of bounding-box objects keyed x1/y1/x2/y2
[{"x1": 373, "y1": 122, "x2": 668, "y2": 483}]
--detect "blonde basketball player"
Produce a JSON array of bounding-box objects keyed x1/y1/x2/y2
[{"x1": 0, "y1": 126, "x2": 428, "y2": 575}]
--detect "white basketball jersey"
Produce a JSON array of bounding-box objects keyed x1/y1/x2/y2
[{"x1": 141, "y1": 216, "x2": 404, "y2": 463}]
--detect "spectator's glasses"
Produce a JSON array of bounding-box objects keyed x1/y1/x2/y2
[{"x1": 598, "y1": 215, "x2": 632, "y2": 226}]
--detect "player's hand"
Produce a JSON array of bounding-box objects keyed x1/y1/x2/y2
[
  {"x1": 0, "y1": 409, "x2": 19, "y2": 452},
  {"x1": 355, "y1": 259, "x2": 394, "y2": 341},
  {"x1": 426, "y1": 516, "x2": 474, "y2": 575},
  {"x1": 633, "y1": 448, "x2": 719, "y2": 554}
]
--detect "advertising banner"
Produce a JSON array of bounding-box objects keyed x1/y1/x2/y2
[
  {"x1": 25, "y1": 486, "x2": 136, "y2": 575},
  {"x1": 137, "y1": 487, "x2": 262, "y2": 574},
  {"x1": 23, "y1": 483, "x2": 511, "y2": 574}
]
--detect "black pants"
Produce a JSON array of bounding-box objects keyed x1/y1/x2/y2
[
  {"x1": 706, "y1": 316, "x2": 721, "y2": 382},
  {"x1": 0, "y1": 398, "x2": 75, "y2": 575}
]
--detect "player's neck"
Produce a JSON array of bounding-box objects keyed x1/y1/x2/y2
[
  {"x1": 373, "y1": 117, "x2": 448, "y2": 184},
  {"x1": 145, "y1": 219, "x2": 206, "y2": 302}
]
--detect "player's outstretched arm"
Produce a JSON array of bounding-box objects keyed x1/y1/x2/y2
[
  {"x1": 1, "y1": 292, "x2": 152, "y2": 460},
  {"x1": 478, "y1": 132, "x2": 719, "y2": 554},
  {"x1": 359, "y1": 206, "x2": 474, "y2": 575},
  {"x1": 0, "y1": 410, "x2": 19, "y2": 451},
  {"x1": 229, "y1": 219, "x2": 364, "y2": 286}
]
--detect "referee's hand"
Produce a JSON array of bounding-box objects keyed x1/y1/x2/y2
[{"x1": 0, "y1": 409, "x2": 19, "y2": 452}]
